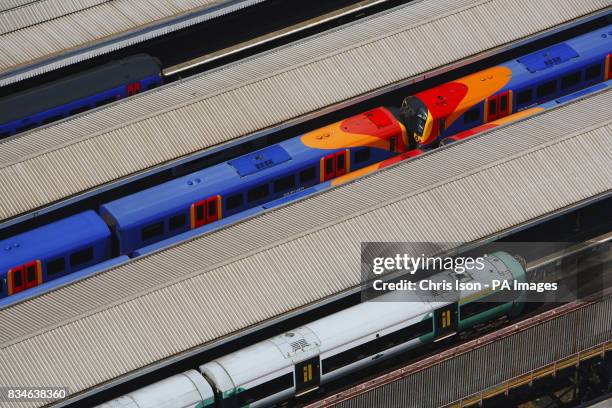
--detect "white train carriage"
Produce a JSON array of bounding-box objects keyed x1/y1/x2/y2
[
  {"x1": 96, "y1": 370, "x2": 214, "y2": 408},
  {"x1": 99, "y1": 252, "x2": 525, "y2": 408}
]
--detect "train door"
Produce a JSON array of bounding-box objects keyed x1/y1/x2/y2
[
  {"x1": 190, "y1": 196, "x2": 221, "y2": 228},
  {"x1": 8, "y1": 261, "x2": 41, "y2": 295},
  {"x1": 294, "y1": 357, "x2": 320, "y2": 397},
  {"x1": 486, "y1": 91, "x2": 511, "y2": 122},
  {"x1": 433, "y1": 303, "x2": 458, "y2": 341},
  {"x1": 320, "y1": 150, "x2": 349, "y2": 182}
]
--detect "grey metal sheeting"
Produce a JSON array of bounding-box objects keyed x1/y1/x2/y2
[
  {"x1": 0, "y1": 0, "x2": 266, "y2": 83},
  {"x1": 0, "y1": 86, "x2": 611, "y2": 407},
  {"x1": 0, "y1": 0, "x2": 42, "y2": 13},
  {"x1": 0, "y1": 0, "x2": 608, "y2": 222},
  {"x1": 0, "y1": 0, "x2": 109, "y2": 34},
  {"x1": 325, "y1": 298, "x2": 612, "y2": 408}
]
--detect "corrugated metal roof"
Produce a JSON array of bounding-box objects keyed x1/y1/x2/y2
[
  {"x1": 0, "y1": 87, "x2": 610, "y2": 407},
  {"x1": 0, "y1": 0, "x2": 266, "y2": 84},
  {"x1": 0, "y1": 0, "x2": 41, "y2": 12},
  {"x1": 0, "y1": 0, "x2": 608, "y2": 223},
  {"x1": 0, "y1": 0, "x2": 109, "y2": 35}
]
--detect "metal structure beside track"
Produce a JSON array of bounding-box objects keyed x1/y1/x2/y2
[
  {"x1": 0, "y1": 84, "x2": 610, "y2": 407},
  {"x1": 0, "y1": 0, "x2": 267, "y2": 85},
  {"x1": 305, "y1": 295, "x2": 612, "y2": 408},
  {"x1": 0, "y1": 0, "x2": 608, "y2": 225}
]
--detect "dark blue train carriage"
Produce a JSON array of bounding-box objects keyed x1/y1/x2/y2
[
  {"x1": 0, "y1": 211, "x2": 111, "y2": 297},
  {"x1": 0, "y1": 54, "x2": 162, "y2": 139}
]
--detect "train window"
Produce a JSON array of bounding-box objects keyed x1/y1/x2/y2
[
  {"x1": 13, "y1": 269, "x2": 23, "y2": 288},
  {"x1": 141, "y1": 222, "x2": 164, "y2": 242},
  {"x1": 226, "y1": 194, "x2": 243, "y2": 210},
  {"x1": 70, "y1": 247, "x2": 93, "y2": 267},
  {"x1": 208, "y1": 200, "x2": 216, "y2": 217},
  {"x1": 536, "y1": 80, "x2": 556, "y2": 98},
  {"x1": 488, "y1": 99, "x2": 497, "y2": 116},
  {"x1": 195, "y1": 204, "x2": 204, "y2": 222},
  {"x1": 69, "y1": 106, "x2": 90, "y2": 116},
  {"x1": 169, "y1": 213, "x2": 186, "y2": 231},
  {"x1": 274, "y1": 175, "x2": 295, "y2": 193},
  {"x1": 560, "y1": 72, "x2": 581, "y2": 90},
  {"x1": 42, "y1": 115, "x2": 64, "y2": 125},
  {"x1": 325, "y1": 157, "x2": 334, "y2": 175},
  {"x1": 248, "y1": 184, "x2": 269, "y2": 203},
  {"x1": 585, "y1": 64, "x2": 601, "y2": 81},
  {"x1": 96, "y1": 96, "x2": 117, "y2": 107},
  {"x1": 46, "y1": 258, "x2": 66, "y2": 276},
  {"x1": 463, "y1": 107, "x2": 480, "y2": 125},
  {"x1": 337, "y1": 153, "x2": 345, "y2": 171},
  {"x1": 500, "y1": 94, "x2": 508, "y2": 112},
  {"x1": 517, "y1": 89, "x2": 533, "y2": 106},
  {"x1": 25, "y1": 263, "x2": 37, "y2": 287},
  {"x1": 460, "y1": 289, "x2": 513, "y2": 319},
  {"x1": 355, "y1": 148, "x2": 371, "y2": 164},
  {"x1": 236, "y1": 373, "x2": 294, "y2": 406},
  {"x1": 322, "y1": 318, "x2": 432, "y2": 374},
  {"x1": 299, "y1": 167, "x2": 316, "y2": 184},
  {"x1": 15, "y1": 123, "x2": 37, "y2": 133}
]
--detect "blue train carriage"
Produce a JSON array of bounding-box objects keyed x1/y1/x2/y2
[
  {"x1": 0, "y1": 211, "x2": 111, "y2": 298},
  {"x1": 100, "y1": 107, "x2": 408, "y2": 255},
  {"x1": 0, "y1": 54, "x2": 162, "y2": 139},
  {"x1": 400, "y1": 24, "x2": 612, "y2": 147},
  {"x1": 0, "y1": 256, "x2": 129, "y2": 309}
]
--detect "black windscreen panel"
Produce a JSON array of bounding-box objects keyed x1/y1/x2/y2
[
  {"x1": 322, "y1": 319, "x2": 433, "y2": 374},
  {"x1": 236, "y1": 373, "x2": 294, "y2": 406}
]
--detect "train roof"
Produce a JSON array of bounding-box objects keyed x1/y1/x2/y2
[
  {"x1": 0, "y1": 210, "x2": 110, "y2": 273},
  {"x1": 500, "y1": 24, "x2": 612, "y2": 92},
  {"x1": 0, "y1": 54, "x2": 161, "y2": 124},
  {"x1": 101, "y1": 161, "x2": 239, "y2": 229},
  {"x1": 100, "y1": 138, "x2": 319, "y2": 229},
  {"x1": 419, "y1": 25, "x2": 612, "y2": 113},
  {"x1": 101, "y1": 108, "x2": 404, "y2": 230}
]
